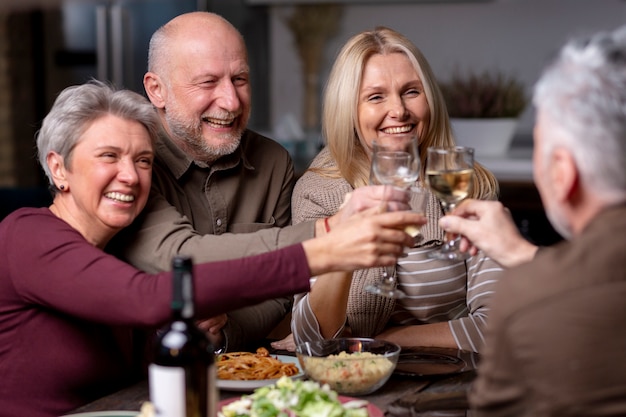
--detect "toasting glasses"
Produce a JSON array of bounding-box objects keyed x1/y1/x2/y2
[{"x1": 365, "y1": 135, "x2": 420, "y2": 299}]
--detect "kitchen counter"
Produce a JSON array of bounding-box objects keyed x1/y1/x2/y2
[{"x1": 476, "y1": 141, "x2": 534, "y2": 182}]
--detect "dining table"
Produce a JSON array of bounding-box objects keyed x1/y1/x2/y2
[{"x1": 68, "y1": 346, "x2": 477, "y2": 417}]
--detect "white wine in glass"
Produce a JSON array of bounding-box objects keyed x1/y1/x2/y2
[
  {"x1": 425, "y1": 147, "x2": 474, "y2": 260},
  {"x1": 426, "y1": 168, "x2": 473, "y2": 207}
]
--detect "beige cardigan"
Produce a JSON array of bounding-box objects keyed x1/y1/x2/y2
[{"x1": 290, "y1": 147, "x2": 503, "y2": 352}]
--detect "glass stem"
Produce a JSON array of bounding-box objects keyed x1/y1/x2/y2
[
  {"x1": 382, "y1": 264, "x2": 397, "y2": 286},
  {"x1": 441, "y1": 203, "x2": 460, "y2": 251},
  {"x1": 444, "y1": 234, "x2": 463, "y2": 252}
]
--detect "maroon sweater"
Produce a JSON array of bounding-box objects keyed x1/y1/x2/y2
[{"x1": 0, "y1": 208, "x2": 311, "y2": 417}]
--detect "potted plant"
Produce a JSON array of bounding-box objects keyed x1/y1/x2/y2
[{"x1": 440, "y1": 70, "x2": 527, "y2": 157}]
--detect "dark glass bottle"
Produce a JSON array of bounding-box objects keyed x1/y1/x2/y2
[{"x1": 149, "y1": 256, "x2": 217, "y2": 417}]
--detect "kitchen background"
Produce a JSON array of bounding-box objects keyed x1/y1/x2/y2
[
  {"x1": 268, "y1": 0, "x2": 624, "y2": 155},
  {"x1": 0, "y1": 0, "x2": 624, "y2": 243}
]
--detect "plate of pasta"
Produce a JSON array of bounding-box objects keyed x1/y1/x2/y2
[{"x1": 217, "y1": 348, "x2": 304, "y2": 391}]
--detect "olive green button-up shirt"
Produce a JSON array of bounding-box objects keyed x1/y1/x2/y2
[{"x1": 114, "y1": 129, "x2": 314, "y2": 350}]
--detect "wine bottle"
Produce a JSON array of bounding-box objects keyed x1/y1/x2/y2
[{"x1": 149, "y1": 256, "x2": 217, "y2": 417}]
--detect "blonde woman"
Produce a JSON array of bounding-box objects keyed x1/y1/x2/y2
[{"x1": 291, "y1": 27, "x2": 503, "y2": 353}]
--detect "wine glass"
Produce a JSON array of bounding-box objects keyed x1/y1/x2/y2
[
  {"x1": 425, "y1": 146, "x2": 474, "y2": 260},
  {"x1": 365, "y1": 136, "x2": 420, "y2": 299},
  {"x1": 369, "y1": 135, "x2": 420, "y2": 188}
]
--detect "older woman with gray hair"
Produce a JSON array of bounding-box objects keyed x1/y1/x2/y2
[{"x1": 0, "y1": 80, "x2": 423, "y2": 417}]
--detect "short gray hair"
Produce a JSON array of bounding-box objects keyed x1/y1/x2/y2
[
  {"x1": 533, "y1": 25, "x2": 626, "y2": 201},
  {"x1": 36, "y1": 80, "x2": 160, "y2": 191}
]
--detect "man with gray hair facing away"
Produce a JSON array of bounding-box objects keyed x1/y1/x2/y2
[{"x1": 465, "y1": 25, "x2": 626, "y2": 416}]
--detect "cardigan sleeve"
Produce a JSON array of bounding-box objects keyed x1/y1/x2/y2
[
  {"x1": 290, "y1": 166, "x2": 399, "y2": 342},
  {"x1": 290, "y1": 168, "x2": 355, "y2": 344},
  {"x1": 291, "y1": 172, "x2": 346, "y2": 225}
]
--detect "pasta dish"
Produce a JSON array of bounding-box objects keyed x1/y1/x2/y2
[{"x1": 217, "y1": 347, "x2": 299, "y2": 380}]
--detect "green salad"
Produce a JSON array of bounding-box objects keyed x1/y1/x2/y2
[{"x1": 218, "y1": 376, "x2": 370, "y2": 417}]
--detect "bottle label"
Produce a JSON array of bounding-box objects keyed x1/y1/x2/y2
[
  {"x1": 148, "y1": 363, "x2": 217, "y2": 417},
  {"x1": 149, "y1": 364, "x2": 186, "y2": 417}
]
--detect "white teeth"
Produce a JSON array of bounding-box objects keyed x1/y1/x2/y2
[
  {"x1": 202, "y1": 117, "x2": 234, "y2": 126},
  {"x1": 383, "y1": 126, "x2": 412, "y2": 134},
  {"x1": 105, "y1": 192, "x2": 135, "y2": 202}
]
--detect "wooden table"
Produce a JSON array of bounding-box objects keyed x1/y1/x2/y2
[{"x1": 70, "y1": 370, "x2": 475, "y2": 416}]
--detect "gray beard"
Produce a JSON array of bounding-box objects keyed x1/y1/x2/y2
[{"x1": 165, "y1": 113, "x2": 242, "y2": 163}]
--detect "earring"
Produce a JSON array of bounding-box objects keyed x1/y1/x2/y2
[{"x1": 59, "y1": 184, "x2": 65, "y2": 190}]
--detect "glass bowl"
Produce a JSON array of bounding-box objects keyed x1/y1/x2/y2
[{"x1": 295, "y1": 337, "x2": 400, "y2": 396}]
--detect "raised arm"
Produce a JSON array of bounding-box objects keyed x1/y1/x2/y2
[
  {"x1": 289, "y1": 171, "x2": 415, "y2": 344},
  {"x1": 290, "y1": 175, "x2": 359, "y2": 342}
]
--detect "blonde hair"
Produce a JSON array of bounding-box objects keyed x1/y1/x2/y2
[{"x1": 315, "y1": 26, "x2": 498, "y2": 200}]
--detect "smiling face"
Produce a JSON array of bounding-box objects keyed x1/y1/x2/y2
[
  {"x1": 357, "y1": 52, "x2": 430, "y2": 157},
  {"x1": 154, "y1": 16, "x2": 251, "y2": 162},
  {"x1": 49, "y1": 114, "x2": 154, "y2": 247}
]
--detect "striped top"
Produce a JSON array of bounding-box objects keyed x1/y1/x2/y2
[
  {"x1": 290, "y1": 148, "x2": 503, "y2": 352},
  {"x1": 393, "y1": 246, "x2": 501, "y2": 352}
]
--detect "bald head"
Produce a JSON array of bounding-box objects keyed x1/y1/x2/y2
[
  {"x1": 148, "y1": 12, "x2": 247, "y2": 76},
  {"x1": 143, "y1": 11, "x2": 251, "y2": 163}
]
